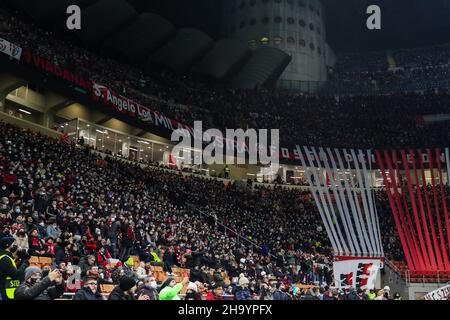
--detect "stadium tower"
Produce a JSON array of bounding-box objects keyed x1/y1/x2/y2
[{"x1": 221, "y1": 0, "x2": 334, "y2": 85}]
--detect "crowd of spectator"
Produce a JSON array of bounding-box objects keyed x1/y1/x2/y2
[
  {"x1": 0, "y1": 121, "x2": 338, "y2": 300},
  {"x1": 0, "y1": 121, "x2": 409, "y2": 300},
  {"x1": 325, "y1": 45, "x2": 450, "y2": 94}
]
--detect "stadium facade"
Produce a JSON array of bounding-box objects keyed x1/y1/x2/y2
[{"x1": 221, "y1": 0, "x2": 335, "y2": 83}]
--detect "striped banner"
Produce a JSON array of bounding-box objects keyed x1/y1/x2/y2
[
  {"x1": 376, "y1": 148, "x2": 450, "y2": 274},
  {"x1": 299, "y1": 147, "x2": 383, "y2": 258}
]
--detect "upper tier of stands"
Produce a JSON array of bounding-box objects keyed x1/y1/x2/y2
[
  {"x1": 324, "y1": 45, "x2": 450, "y2": 94},
  {"x1": 1, "y1": 9, "x2": 450, "y2": 150}
]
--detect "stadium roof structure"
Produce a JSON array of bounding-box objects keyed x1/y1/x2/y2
[
  {"x1": 103, "y1": 13, "x2": 176, "y2": 64},
  {"x1": 151, "y1": 28, "x2": 213, "y2": 73},
  {"x1": 4, "y1": 0, "x2": 95, "y2": 25},
  {"x1": 4, "y1": 0, "x2": 289, "y2": 88},
  {"x1": 130, "y1": 0, "x2": 450, "y2": 53},
  {"x1": 70, "y1": 0, "x2": 139, "y2": 48},
  {"x1": 230, "y1": 47, "x2": 292, "y2": 89},
  {"x1": 192, "y1": 38, "x2": 252, "y2": 81}
]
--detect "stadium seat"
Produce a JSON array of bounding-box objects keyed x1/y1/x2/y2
[
  {"x1": 39, "y1": 257, "x2": 54, "y2": 266},
  {"x1": 100, "y1": 284, "x2": 115, "y2": 295},
  {"x1": 29, "y1": 256, "x2": 40, "y2": 267}
]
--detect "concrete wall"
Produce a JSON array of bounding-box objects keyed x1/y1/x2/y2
[
  {"x1": 208, "y1": 163, "x2": 259, "y2": 180},
  {"x1": 381, "y1": 262, "x2": 408, "y2": 300},
  {"x1": 407, "y1": 282, "x2": 446, "y2": 300},
  {"x1": 222, "y1": 0, "x2": 328, "y2": 82},
  {"x1": 7, "y1": 86, "x2": 46, "y2": 113},
  {"x1": 4, "y1": 99, "x2": 42, "y2": 124},
  {"x1": 0, "y1": 110, "x2": 61, "y2": 140},
  {"x1": 56, "y1": 103, "x2": 105, "y2": 123}
]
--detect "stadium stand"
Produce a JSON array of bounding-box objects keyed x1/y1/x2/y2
[
  {"x1": 0, "y1": 120, "x2": 337, "y2": 300},
  {"x1": 2, "y1": 9, "x2": 450, "y2": 151},
  {"x1": 1, "y1": 2, "x2": 450, "y2": 301}
]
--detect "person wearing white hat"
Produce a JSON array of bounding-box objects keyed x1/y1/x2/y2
[
  {"x1": 235, "y1": 274, "x2": 251, "y2": 300},
  {"x1": 187, "y1": 282, "x2": 198, "y2": 292},
  {"x1": 184, "y1": 281, "x2": 202, "y2": 300},
  {"x1": 383, "y1": 286, "x2": 391, "y2": 300}
]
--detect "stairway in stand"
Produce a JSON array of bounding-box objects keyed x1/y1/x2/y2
[{"x1": 387, "y1": 51, "x2": 397, "y2": 70}]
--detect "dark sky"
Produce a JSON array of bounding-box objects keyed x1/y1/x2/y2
[
  {"x1": 322, "y1": 0, "x2": 450, "y2": 52},
  {"x1": 128, "y1": 0, "x2": 450, "y2": 53}
]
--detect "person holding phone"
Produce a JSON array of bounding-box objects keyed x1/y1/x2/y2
[{"x1": 14, "y1": 267, "x2": 65, "y2": 300}]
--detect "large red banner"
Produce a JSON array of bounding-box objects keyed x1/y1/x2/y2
[{"x1": 376, "y1": 149, "x2": 450, "y2": 275}]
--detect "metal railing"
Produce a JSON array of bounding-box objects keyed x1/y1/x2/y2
[
  {"x1": 384, "y1": 258, "x2": 404, "y2": 280},
  {"x1": 195, "y1": 207, "x2": 278, "y2": 260},
  {"x1": 402, "y1": 268, "x2": 450, "y2": 286}
]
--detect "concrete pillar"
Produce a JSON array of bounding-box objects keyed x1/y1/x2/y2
[
  {"x1": 0, "y1": 93, "x2": 6, "y2": 113},
  {"x1": 42, "y1": 92, "x2": 74, "y2": 129},
  {"x1": 0, "y1": 73, "x2": 26, "y2": 113},
  {"x1": 42, "y1": 111, "x2": 55, "y2": 129}
]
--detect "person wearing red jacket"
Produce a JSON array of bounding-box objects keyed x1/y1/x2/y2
[
  {"x1": 3, "y1": 170, "x2": 17, "y2": 185},
  {"x1": 28, "y1": 228, "x2": 45, "y2": 256},
  {"x1": 85, "y1": 236, "x2": 97, "y2": 255},
  {"x1": 60, "y1": 131, "x2": 70, "y2": 145},
  {"x1": 44, "y1": 237, "x2": 56, "y2": 256},
  {"x1": 96, "y1": 246, "x2": 112, "y2": 267},
  {"x1": 205, "y1": 283, "x2": 224, "y2": 301}
]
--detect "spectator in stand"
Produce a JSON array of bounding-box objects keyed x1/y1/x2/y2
[
  {"x1": 234, "y1": 274, "x2": 252, "y2": 300},
  {"x1": 393, "y1": 293, "x2": 402, "y2": 300},
  {"x1": 119, "y1": 220, "x2": 135, "y2": 261},
  {"x1": 28, "y1": 228, "x2": 46, "y2": 257},
  {"x1": 123, "y1": 257, "x2": 136, "y2": 279},
  {"x1": 322, "y1": 288, "x2": 336, "y2": 301},
  {"x1": 96, "y1": 245, "x2": 112, "y2": 268},
  {"x1": 205, "y1": 283, "x2": 225, "y2": 301},
  {"x1": 13, "y1": 228, "x2": 29, "y2": 251},
  {"x1": 184, "y1": 282, "x2": 203, "y2": 300},
  {"x1": 374, "y1": 289, "x2": 385, "y2": 300},
  {"x1": 258, "y1": 282, "x2": 275, "y2": 300},
  {"x1": 346, "y1": 287, "x2": 361, "y2": 301},
  {"x1": 15, "y1": 267, "x2": 64, "y2": 300},
  {"x1": 135, "y1": 262, "x2": 148, "y2": 281},
  {"x1": 46, "y1": 219, "x2": 61, "y2": 240},
  {"x1": 383, "y1": 286, "x2": 391, "y2": 300},
  {"x1": 79, "y1": 255, "x2": 97, "y2": 276},
  {"x1": 0, "y1": 119, "x2": 411, "y2": 300},
  {"x1": 108, "y1": 276, "x2": 139, "y2": 301},
  {"x1": 136, "y1": 276, "x2": 159, "y2": 300},
  {"x1": 273, "y1": 282, "x2": 292, "y2": 301},
  {"x1": 73, "y1": 276, "x2": 104, "y2": 300},
  {"x1": 159, "y1": 276, "x2": 189, "y2": 300}
]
